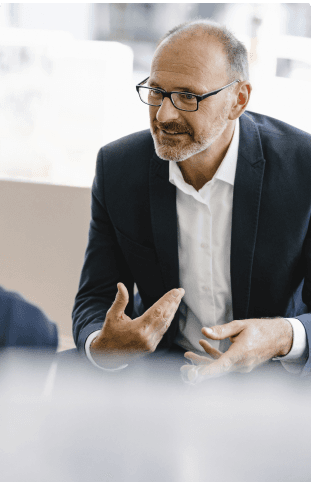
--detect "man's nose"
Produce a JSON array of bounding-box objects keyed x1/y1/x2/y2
[{"x1": 156, "y1": 97, "x2": 180, "y2": 123}]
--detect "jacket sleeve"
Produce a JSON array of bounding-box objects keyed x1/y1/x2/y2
[
  {"x1": 0, "y1": 287, "x2": 58, "y2": 350},
  {"x1": 72, "y1": 148, "x2": 134, "y2": 351}
]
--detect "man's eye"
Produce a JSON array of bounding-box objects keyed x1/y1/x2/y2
[
  {"x1": 179, "y1": 93, "x2": 196, "y2": 100},
  {"x1": 150, "y1": 89, "x2": 162, "y2": 97}
]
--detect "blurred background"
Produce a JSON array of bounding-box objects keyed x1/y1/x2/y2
[
  {"x1": 1, "y1": 2, "x2": 311, "y2": 187},
  {"x1": 1, "y1": 3, "x2": 311, "y2": 349}
]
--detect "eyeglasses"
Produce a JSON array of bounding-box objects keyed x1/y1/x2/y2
[{"x1": 136, "y1": 77, "x2": 240, "y2": 112}]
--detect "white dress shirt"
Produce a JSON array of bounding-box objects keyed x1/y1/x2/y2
[{"x1": 86, "y1": 118, "x2": 307, "y2": 372}]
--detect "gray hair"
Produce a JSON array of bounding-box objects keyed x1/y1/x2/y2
[{"x1": 157, "y1": 18, "x2": 249, "y2": 82}]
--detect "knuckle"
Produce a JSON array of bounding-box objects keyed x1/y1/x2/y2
[{"x1": 153, "y1": 306, "x2": 162, "y2": 319}]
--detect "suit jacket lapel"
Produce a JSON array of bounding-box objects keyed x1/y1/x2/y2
[
  {"x1": 231, "y1": 113, "x2": 266, "y2": 320},
  {"x1": 149, "y1": 154, "x2": 179, "y2": 294}
]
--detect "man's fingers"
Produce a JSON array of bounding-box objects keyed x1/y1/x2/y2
[
  {"x1": 158, "y1": 288, "x2": 185, "y2": 318},
  {"x1": 180, "y1": 364, "x2": 201, "y2": 384},
  {"x1": 180, "y1": 363, "x2": 219, "y2": 384},
  {"x1": 109, "y1": 283, "x2": 129, "y2": 318},
  {"x1": 199, "y1": 339, "x2": 223, "y2": 359},
  {"x1": 201, "y1": 320, "x2": 244, "y2": 340},
  {"x1": 184, "y1": 351, "x2": 213, "y2": 365},
  {"x1": 143, "y1": 288, "x2": 185, "y2": 330},
  {"x1": 197, "y1": 357, "x2": 233, "y2": 378},
  {"x1": 181, "y1": 356, "x2": 234, "y2": 384}
]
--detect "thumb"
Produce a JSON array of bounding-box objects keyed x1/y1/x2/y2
[{"x1": 110, "y1": 282, "x2": 129, "y2": 317}]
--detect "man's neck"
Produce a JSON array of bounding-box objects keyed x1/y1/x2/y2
[{"x1": 177, "y1": 121, "x2": 235, "y2": 191}]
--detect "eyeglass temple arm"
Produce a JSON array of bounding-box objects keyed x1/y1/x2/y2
[
  {"x1": 200, "y1": 80, "x2": 240, "y2": 101},
  {"x1": 137, "y1": 76, "x2": 150, "y2": 87}
]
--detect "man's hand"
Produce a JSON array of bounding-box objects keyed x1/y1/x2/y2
[
  {"x1": 90, "y1": 283, "x2": 185, "y2": 368},
  {"x1": 180, "y1": 318, "x2": 293, "y2": 384}
]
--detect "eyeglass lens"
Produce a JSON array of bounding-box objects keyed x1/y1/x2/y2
[{"x1": 138, "y1": 87, "x2": 197, "y2": 111}]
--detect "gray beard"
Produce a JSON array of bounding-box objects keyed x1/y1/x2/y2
[
  {"x1": 152, "y1": 135, "x2": 209, "y2": 162},
  {"x1": 151, "y1": 120, "x2": 228, "y2": 162}
]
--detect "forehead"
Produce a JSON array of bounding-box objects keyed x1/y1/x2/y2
[{"x1": 150, "y1": 33, "x2": 228, "y2": 91}]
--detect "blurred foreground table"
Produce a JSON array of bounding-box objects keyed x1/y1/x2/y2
[{"x1": 0, "y1": 349, "x2": 310, "y2": 482}]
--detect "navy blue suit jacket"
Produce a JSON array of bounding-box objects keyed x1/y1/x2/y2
[
  {"x1": 72, "y1": 111, "x2": 311, "y2": 375},
  {"x1": 0, "y1": 287, "x2": 58, "y2": 350}
]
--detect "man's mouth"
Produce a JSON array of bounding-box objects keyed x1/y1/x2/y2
[{"x1": 161, "y1": 129, "x2": 188, "y2": 136}]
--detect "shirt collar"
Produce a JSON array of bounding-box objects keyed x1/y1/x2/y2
[{"x1": 169, "y1": 117, "x2": 240, "y2": 191}]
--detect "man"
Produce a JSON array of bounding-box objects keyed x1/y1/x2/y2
[{"x1": 72, "y1": 19, "x2": 311, "y2": 382}]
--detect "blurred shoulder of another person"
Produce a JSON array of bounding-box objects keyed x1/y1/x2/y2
[{"x1": 0, "y1": 286, "x2": 58, "y2": 350}]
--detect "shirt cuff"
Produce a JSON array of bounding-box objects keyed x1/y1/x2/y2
[
  {"x1": 85, "y1": 331, "x2": 128, "y2": 371},
  {"x1": 273, "y1": 318, "x2": 308, "y2": 374}
]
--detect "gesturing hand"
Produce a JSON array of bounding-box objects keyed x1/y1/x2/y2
[
  {"x1": 180, "y1": 317, "x2": 293, "y2": 384},
  {"x1": 91, "y1": 283, "x2": 185, "y2": 368}
]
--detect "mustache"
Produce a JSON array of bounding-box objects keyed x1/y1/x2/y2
[{"x1": 153, "y1": 121, "x2": 193, "y2": 135}]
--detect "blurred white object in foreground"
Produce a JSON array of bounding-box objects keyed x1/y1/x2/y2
[{"x1": 0, "y1": 350, "x2": 311, "y2": 482}]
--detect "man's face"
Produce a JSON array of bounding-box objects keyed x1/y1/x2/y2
[{"x1": 149, "y1": 33, "x2": 234, "y2": 162}]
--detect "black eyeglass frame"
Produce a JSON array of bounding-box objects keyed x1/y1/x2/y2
[{"x1": 136, "y1": 76, "x2": 241, "y2": 112}]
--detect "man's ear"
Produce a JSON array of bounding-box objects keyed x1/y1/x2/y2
[{"x1": 229, "y1": 82, "x2": 252, "y2": 120}]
